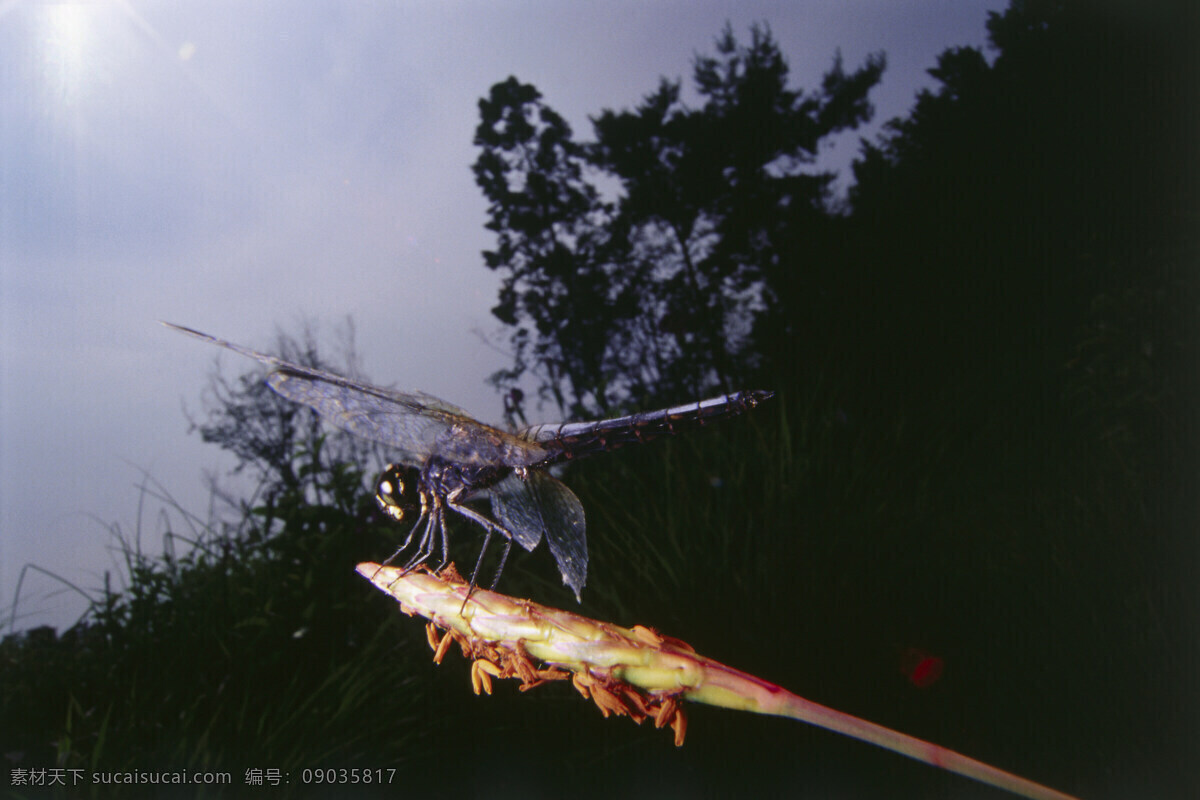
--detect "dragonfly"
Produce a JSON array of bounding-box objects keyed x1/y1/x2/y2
[{"x1": 163, "y1": 322, "x2": 772, "y2": 600}]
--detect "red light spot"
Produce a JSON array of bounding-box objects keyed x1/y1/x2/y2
[
  {"x1": 910, "y1": 656, "x2": 943, "y2": 687},
  {"x1": 900, "y1": 647, "x2": 944, "y2": 688}
]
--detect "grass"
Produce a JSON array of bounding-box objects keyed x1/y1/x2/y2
[
  {"x1": 1, "y1": 466, "x2": 431, "y2": 797},
  {"x1": 1, "y1": 378, "x2": 1194, "y2": 798}
]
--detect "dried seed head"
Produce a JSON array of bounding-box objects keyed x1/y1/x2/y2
[
  {"x1": 361, "y1": 563, "x2": 690, "y2": 743},
  {"x1": 358, "y1": 563, "x2": 1082, "y2": 799}
]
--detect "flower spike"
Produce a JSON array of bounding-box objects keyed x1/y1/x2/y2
[{"x1": 358, "y1": 563, "x2": 1079, "y2": 800}]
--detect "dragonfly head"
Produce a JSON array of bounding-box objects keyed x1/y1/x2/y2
[{"x1": 374, "y1": 464, "x2": 422, "y2": 523}]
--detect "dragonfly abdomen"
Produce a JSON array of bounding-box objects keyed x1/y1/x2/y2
[{"x1": 525, "y1": 389, "x2": 773, "y2": 466}]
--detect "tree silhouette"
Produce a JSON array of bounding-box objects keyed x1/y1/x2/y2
[
  {"x1": 473, "y1": 77, "x2": 613, "y2": 417},
  {"x1": 845, "y1": 0, "x2": 1197, "y2": 427},
  {"x1": 474, "y1": 24, "x2": 884, "y2": 415}
]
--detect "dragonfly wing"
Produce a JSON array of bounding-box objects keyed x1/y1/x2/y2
[
  {"x1": 165, "y1": 321, "x2": 550, "y2": 467},
  {"x1": 267, "y1": 369, "x2": 466, "y2": 463},
  {"x1": 536, "y1": 473, "x2": 588, "y2": 602},
  {"x1": 489, "y1": 473, "x2": 545, "y2": 552},
  {"x1": 490, "y1": 471, "x2": 587, "y2": 601},
  {"x1": 270, "y1": 370, "x2": 553, "y2": 468},
  {"x1": 265, "y1": 366, "x2": 552, "y2": 468},
  {"x1": 164, "y1": 321, "x2": 477, "y2": 463}
]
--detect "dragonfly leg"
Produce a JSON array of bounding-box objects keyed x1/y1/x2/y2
[
  {"x1": 436, "y1": 511, "x2": 451, "y2": 571},
  {"x1": 465, "y1": 526, "x2": 493, "y2": 596},
  {"x1": 381, "y1": 506, "x2": 430, "y2": 567},
  {"x1": 446, "y1": 494, "x2": 520, "y2": 599},
  {"x1": 402, "y1": 501, "x2": 444, "y2": 572},
  {"x1": 456, "y1": 516, "x2": 512, "y2": 598},
  {"x1": 489, "y1": 538, "x2": 513, "y2": 591}
]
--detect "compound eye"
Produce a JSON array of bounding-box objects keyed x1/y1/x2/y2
[{"x1": 374, "y1": 464, "x2": 420, "y2": 522}]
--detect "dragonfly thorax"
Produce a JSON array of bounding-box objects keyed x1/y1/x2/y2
[{"x1": 420, "y1": 457, "x2": 510, "y2": 499}]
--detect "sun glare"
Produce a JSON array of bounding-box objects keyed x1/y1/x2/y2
[{"x1": 40, "y1": 3, "x2": 93, "y2": 103}]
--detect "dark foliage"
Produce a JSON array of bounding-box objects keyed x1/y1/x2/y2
[
  {"x1": 847, "y1": 1, "x2": 1197, "y2": 408},
  {"x1": 474, "y1": 24, "x2": 884, "y2": 417}
]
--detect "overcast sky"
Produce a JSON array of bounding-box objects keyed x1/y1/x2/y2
[{"x1": 0, "y1": 0, "x2": 1004, "y2": 632}]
